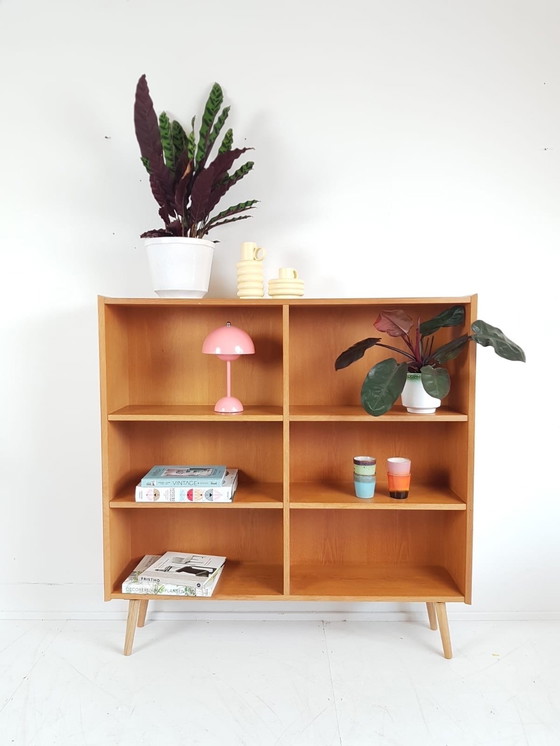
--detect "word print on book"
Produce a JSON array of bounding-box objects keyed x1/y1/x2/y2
[
  {"x1": 138, "y1": 551, "x2": 226, "y2": 588},
  {"x1": 140, "y1": 465, "x2": 227, "y2": 487}
]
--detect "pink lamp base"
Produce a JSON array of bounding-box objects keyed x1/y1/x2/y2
[{"x1": 214, "y1": 395, "x2": 244, "y2": 414}]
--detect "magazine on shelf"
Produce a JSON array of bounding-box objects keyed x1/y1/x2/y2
[
  {"x1": 138, "y1": 551, "x2": 227, "y2": 588},
  {"x1": 140, "y1": 465, "x2": 227, "y2": 487},
  {"x1": 122, "y1": 555, "x2": 224, "y2": 596},
  {"x1": 135, "y1": 469, "x2": 238, "y2": 502}
]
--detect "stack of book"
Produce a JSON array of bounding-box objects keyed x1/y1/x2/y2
[
  {"x1": 122, "y1": 552, "x2": 226, "y2": 596},
  {"x1": 135, "y1": 465, "x2": 238, "y2": 502}
]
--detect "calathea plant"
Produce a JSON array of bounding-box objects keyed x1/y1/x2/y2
[
  {"x1": 134, "y1": 75, "x2": 257, "y2": 238},
  {"x1": 335, "y1": 305, "x2": 525, "y2": 416}
]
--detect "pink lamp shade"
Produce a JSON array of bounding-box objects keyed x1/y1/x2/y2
[{"x1": 202, "y1": 322, "x2": 255, "y2": 413}]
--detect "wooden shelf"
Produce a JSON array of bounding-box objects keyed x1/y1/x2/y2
[
  {"x1": 113, "y1": 561, "x2": 284, "y2": 600},
  {"x1": 289, "y1": 481, "x2": 466, "y2": 510},
  {"x1": 289, "y1": 405, "x2": 468, "y2": 422},
  {"x1": 289, "y1": 563, "x2": 464, "y2": 600},
  {"x1": 109, "y1": 404, "x2": 283, "y2": 421},
  {"x1": 111, "y1": 481, "x2": 283, "y2": 508}
]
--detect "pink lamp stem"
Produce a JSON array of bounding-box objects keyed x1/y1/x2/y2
[{"x1": 226, "y1": 360, "x2": 232, "y2": 398}]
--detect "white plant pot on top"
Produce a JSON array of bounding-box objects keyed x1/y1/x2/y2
[
  {"x1": 145, "y1": 237, "x2": 214, "y2": 298},
  {"x1": 401, "y1": 372, "x2": 442, "y2": 414}
]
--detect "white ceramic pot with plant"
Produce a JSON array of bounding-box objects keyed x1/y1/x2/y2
[
  {"x1": 401, "y1": 372, "x2": 441, "y2": 414},
  {"x1": 335, "y1": 306, "x2": 526, "y2": 417},
  {"x1": 134, "y1": 75, "x2": 258, "y2": 298}
]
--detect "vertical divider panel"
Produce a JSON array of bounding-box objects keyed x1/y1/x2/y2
[{"x1": 282, "y1": 303, "x2": 291, "y2": 595}]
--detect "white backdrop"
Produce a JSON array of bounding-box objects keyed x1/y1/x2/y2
[{"x1": 1, "y1": 0, "x2": 558, "y2": 619}]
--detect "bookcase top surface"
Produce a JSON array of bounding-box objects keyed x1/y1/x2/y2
[{"x1": 99, "y1": 295, "x2": 477, "y2": 306}]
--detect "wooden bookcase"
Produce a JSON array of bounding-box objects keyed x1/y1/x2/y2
[{"x1": 98, "y1": 296, "x2": 477, "y2": 656}]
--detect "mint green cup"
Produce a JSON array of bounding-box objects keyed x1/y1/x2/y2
[{"x1": 353, "y1": 456, "x2": 376, "y2": 477}]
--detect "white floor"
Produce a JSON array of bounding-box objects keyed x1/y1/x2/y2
[{"x1": 1, "y1": 617, "x2": 559, "y2": 746}]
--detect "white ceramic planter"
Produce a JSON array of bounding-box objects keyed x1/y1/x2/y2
[
  {"x1": 145, "y1": 237, "x2": 214, "y2": 298},
  {"x1": 401, "y1": 372, "x2": 442, "y2": 414}
]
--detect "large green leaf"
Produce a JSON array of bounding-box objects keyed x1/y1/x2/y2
[
  {"x1": 429, "y1": 334, "x2": 470, "y2": 364},
  {"x1": 334, "y1": 338, "x2": 381, "y2": 370},
  {"x1": 420, "y1": 365, "x2": 451, "y2": 398},
  {"x1": 419, "y1": 305, "x2": 465, "y2": 337},
  {"x1": 360, "y1": 359, "x2": 408, "y2": 417},
  {"x1": 471, "y1": 320, "x2": 526, "y2": 362}
]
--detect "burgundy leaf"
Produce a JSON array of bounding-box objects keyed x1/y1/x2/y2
[
  {"x1": 134, "y1": 75, "x2": 176, "y2": 220},
  {"x1": 189, "y1": 165, "x2": 216, "y2": 224},
  {"x1": 374, "y1": 310, "x2": 414, "y2": 337}
]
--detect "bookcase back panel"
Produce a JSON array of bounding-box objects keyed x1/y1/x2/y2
[
  {"x1": 290, "y1": 511, "x2": 453, "y2": 566},
  {"x1": 111, "y1": 421, "x2": 283, "y2": 489},
  {"x1": 129, "y1": 510, "x2": 284, "y2": 564},
  {"x1": 290, "y1": 421, "x2": 467, "y2": 492},
  {"x1": 105, "y1": 305, "x2": 283, "y2": 408},
  {"x1": 288, "y1": 303, "x2": 471, "y2": 411}
]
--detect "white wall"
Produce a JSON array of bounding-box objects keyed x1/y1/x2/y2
[{"x1": 1, "y1": 0, "x2": 558, "y2": 619}]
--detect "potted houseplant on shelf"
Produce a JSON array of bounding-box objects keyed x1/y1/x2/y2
[
  {"x1": 134, "y1": 75, "x2": 258, "y2": 298},
  {"x1": 335, "y1": 305, "x2": 525, "y2": 416}
]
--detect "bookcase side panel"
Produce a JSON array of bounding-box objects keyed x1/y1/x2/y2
[{"x1": 100, "y1": 303, "x2": 132, "y2": 413}]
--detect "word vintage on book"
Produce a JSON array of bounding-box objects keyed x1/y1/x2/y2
[
  {"x1": 140, "y1": 465, "x2": 227, "y2": 487},
  {"x1": 138, "y1": 551, "x2": 226, "y2": 588},
  {"x1": 135, "y1": 469, "x2": 238, "y2": 502},
  {"x1": 122, "y1": 555, "x2": 224, "y2": 596}
]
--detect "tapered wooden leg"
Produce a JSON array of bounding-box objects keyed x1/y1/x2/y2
[
  {"x1": 137, "y1": 600, "x2": 149, "y2": 628},
  {"x1": 426, "y1": 602, "x2": 438, "y2": 630},
  {"x1": 124, "y1": 600, "x2": 141, "y2": 656},
  {"x1": 435, "y1": 602, "x2": 453, "y2": 659}
]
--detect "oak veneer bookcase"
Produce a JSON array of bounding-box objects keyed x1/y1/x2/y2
[{"x1": 98, "y1": 295, "x2": 476, "y2": 657}]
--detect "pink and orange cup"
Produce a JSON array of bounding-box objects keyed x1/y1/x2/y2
[{"x1": 386, "y1": 457, "x2": 411, "y2": 499}]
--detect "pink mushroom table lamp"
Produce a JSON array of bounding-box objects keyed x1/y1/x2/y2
[{"x1": 202, "y1": 322, "x2": 255, "y2": 413}]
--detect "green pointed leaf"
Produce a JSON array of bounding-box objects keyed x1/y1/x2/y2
[
  {"x1": 219, "y1": 128, "x2": 234, "y2": 153},
  {"x1": 420, "y1": 365, "x2": 450, "y2": 399},
  {"x1": 360, "y1": 359, "x2": 408, "y2": 417},
  {"x1": 205, "y1": 200, "x2": 259, "y2": 226},
  {"x1": 419, "y1": 305, "x2": 465, "y2": 337},
  {"x1": 196, "y1": 83, "x2": 224, "y2": 166},
  {"x1": 207, "y1": 106, "x2": 230, "y2": 157},
  {"x1": 159, "y1": 112, "x2": 174, "y2": 169},
  {"x1": 335, "y1": 338, "x2": 381, "y2": 370},
  {"x1": 471, "y1": 320, "x2": 526, "y2": 362},
  {"x1": 199, "y1": 214, "x2": 252, "y2": 236},
  {"x1": 171, "y1": 120, "x2": 188, "y2": 159},
  {"x1": 429, "y1": 334, "x2": 470, "y2": 364},
  {"x1": 187, "y1": 127, "x2": 196, "y2": 161}
]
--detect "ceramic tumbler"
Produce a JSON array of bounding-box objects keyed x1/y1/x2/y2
[
  {"x1": 353, "y1": 456, "x2": 376, "y2": 498},
  {"x1": 388, "y1": 473, "x2": 411, "y2": 499},
  {"x1": 386, "y1": 457, "x2": 411, "y2": 475}
]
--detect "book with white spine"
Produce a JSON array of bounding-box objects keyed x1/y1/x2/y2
[
  {"x1": 135, "y1": 469, "x2": 238, "y2": 502},
  {"x1": 122, "y1": 555, "x2": 224, "y2": 596}
]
